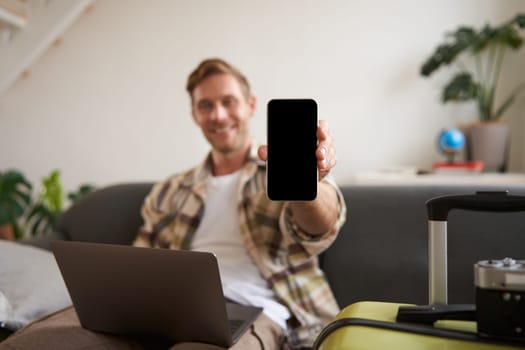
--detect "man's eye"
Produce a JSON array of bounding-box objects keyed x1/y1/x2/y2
[
  {"x1": 198, "y1": 101, "x2": 213, "y2": 112},
  {"x1": 222, "y1": 97, "x2": 237, "y2": 108}
]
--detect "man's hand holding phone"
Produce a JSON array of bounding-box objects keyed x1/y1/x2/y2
[
  {"x1": 262, "y1": 98, "x2": 338, "y2": 204},
  {"x1": 260, "y1": 99, "x2": 340, "y2": 235},
  {"x1": 314, "y1": 119, "x2": 337, "y2": 181},
  {"x1": 258, "y1": 119, "x2": 336, "y2": 182}
]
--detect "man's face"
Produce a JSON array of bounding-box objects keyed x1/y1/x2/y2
[{"x1": 191, "y1": 74, "x2": 256, "y2": 155}]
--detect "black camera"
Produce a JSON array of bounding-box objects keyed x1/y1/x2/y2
[{"x1": 475, "y1": 258, "x2": 525, "y2": 342}]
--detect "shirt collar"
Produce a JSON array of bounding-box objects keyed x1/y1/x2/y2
[{"x1": 181, "y1": 142, "x2": 265, "y2": 190}]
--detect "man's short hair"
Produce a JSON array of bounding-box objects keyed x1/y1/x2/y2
[{"x1": 186, "y1": 58, "x2": 251, "y2": 101}]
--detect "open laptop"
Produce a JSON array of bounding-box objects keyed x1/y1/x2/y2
[{"x1": 51, "y1": 240, "x2": 262, "y2": 347}]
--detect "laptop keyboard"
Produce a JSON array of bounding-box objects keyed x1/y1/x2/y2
[{"x1": 229, "y1": 319, "x2": 244, "y2": 334}]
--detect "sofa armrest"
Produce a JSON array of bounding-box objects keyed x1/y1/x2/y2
[
  {"x1": 18, "y1": 231, "x2": 68, "y2": 251},
  {"x1": 59, "y1": 183, "x2": 153, "y2": 245}
]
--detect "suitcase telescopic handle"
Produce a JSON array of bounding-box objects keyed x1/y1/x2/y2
[
  {"x1": 425, "y1": 191, "x2": 525, "y2": 305},
  {"x1": 426, "y1": 191, "x2": 525, "y2": 221}
]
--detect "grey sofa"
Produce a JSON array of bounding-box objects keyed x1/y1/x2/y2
[
  {"x1": 3, "y1": 182, "x2": 525, "y2": 344},
  {"x1": 27, "y1": 182, "x2": 525, "y2": 306}
]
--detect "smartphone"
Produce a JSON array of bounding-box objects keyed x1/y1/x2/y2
[{"x1": 266, "y1": 99, "x2": 318, "y2": 201}]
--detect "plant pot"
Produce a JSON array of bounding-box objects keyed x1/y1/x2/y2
[
  {"x1": 465, "y1": 121, "x2": 509, "y2": 173},
  {"x1": 0, "y1": 224, "x2": 15, "y2": 240}
]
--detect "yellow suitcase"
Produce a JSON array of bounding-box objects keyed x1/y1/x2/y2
[
  {"x1": 314, "y1": 191, "x2": 525, "y2": 349},
  {"x1": 315, "y1": 301, "x2": 524, "y2": 349}
]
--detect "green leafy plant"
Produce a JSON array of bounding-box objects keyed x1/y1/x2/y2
[
  {"x1": 27, "y1": 170, "x2": 64, "y2": 236},
  {"x1": 68, "y1": 184, "x2": 96, "y2": 202},
  {"x1": 0, "y1": 170, "x2": 32, "y2": 238},
  {"x1": 27, "y1": 170, "x2": 96, "y2": 236},
  {"x1": 421, "y1": 14, "x2": 525, "y2": 122},
  {"x1": 0, "y1": 169, "x2": 96, "y2": 238}
]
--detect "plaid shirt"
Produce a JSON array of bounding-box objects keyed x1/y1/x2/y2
[{"x1": 133, "y1": 144, "x2": 347, "y2": 348}]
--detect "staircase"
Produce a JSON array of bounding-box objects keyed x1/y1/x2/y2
[{"x1": 0, "y1": 0, "x2": 93, "y2": 95}]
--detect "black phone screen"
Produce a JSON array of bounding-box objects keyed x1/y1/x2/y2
[{"x1": 267, "y1": 99, "x2": 318, "y2": 201}]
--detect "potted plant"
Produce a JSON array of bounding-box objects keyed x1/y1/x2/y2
[
  {"x1": 0, "y1": 168, "x2": 96, "y2": 239},
  {"x1": 0, "y1": 170, "x2": 32, "y2": 240},
  {"x1": 421, "y1": 14, "x2": 525, "y2": 172}
]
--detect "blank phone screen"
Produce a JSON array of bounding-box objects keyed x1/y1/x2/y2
[{"x1": 267, "y1": 99, "x2": 318, "y2": 201}]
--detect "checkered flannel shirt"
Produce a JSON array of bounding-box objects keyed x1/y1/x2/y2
[{"x1": 133, "y1": 144, "x2": 347, "y2": 348}]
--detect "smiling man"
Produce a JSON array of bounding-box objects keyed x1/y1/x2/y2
[
  {"x1": 191, "y1": 72, "x2": 255, "y2": 175},
  {"x1": 0, "y1": 59, "x2": 346, "y2": 350},
  {"x1": 132, "y1": 58, "x2": 347, "y2": 349}
]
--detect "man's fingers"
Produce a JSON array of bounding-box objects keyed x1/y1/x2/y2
[{"x1": 258, "y1": 145, "x2": 268, "y2": 161}]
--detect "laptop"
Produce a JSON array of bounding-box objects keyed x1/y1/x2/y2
[{"x1": 51, "y1": 240, "x2": 262, "y2": 347}]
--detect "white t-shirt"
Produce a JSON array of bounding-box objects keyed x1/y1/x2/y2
[{"x1": 190, "y1": 171, "x2": 290, "y2": 330}]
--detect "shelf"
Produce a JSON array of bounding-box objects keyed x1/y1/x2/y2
[{"x1": 349, "y1": 170, "x2": 525, "y2": 186}]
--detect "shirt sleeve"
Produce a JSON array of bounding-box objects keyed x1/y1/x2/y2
[
  {"x1": 132, "y1": 180, "x2": 170, "y2": 248},
  {"x1": 278, "y1": 176, "x2": 347, "y2": 256}
]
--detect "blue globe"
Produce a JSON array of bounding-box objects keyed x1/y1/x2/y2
[{"x1": 437, "y1": 128, "x2": 465, "y2": 158}]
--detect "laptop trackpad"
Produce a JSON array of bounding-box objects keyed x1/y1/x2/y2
[{"x1": 226, "y1": 302, "x2": 263, "y2": 343}]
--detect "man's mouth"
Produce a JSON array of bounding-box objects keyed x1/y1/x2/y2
[{"x1": 210, "y1": 125, "x2": 235, "y2": 134}]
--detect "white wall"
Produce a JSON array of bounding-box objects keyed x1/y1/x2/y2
[
  {"x1": 1, "y1": 0, "x2": 525, "y2": 193},
  {"x1": 0, "y1": 0, "x2": 93, "y2": 94}
]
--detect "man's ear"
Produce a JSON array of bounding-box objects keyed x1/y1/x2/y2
[{"x1": 248, "y1": 95, "x2": 257, "y2": 118}]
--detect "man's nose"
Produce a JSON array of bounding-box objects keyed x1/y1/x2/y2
[{"x1": 210, "y1": 103, "x2": 228, "y2": 121}]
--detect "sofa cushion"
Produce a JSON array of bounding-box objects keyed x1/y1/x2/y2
[
  {"x1": 0, "y1": 241, "x2": 72, "y2": 331},
  {"x1": 55, "y1": 183, "x2": 153, "y2": 246}
]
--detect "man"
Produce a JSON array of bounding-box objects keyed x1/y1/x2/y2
[
  {"x1": 133, "y1": 58, "x2": 346, "y2": 349},
  {"x1": 0, "y1": 58, "x2": 345, "y2": 350}
]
